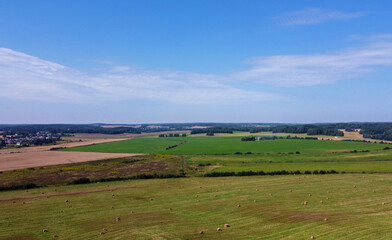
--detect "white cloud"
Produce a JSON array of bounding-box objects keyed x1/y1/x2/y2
[
  {"x1": 236, "y1": 39, "x2": 392, "y2": 86},
  {"x1": 0, "y1": 48, "x2": 283, "y2": 104},
  {"x1": 2, "y1": 35, "x2": 392, "y2": 103},
  {"x1": 276, "y1": 8, "x2": 366, "y2": 26}
]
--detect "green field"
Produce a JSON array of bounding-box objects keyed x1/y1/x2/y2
[
  {"x1": 2, "y1": 135, "x2": 392, "y2": 239},
  {"x1": 62, "y1": 136, "x2": 392, "y2": 174},
  {"x1": 1, "y1": 174, "x2": 392, "y2": 239},
  {"x1": 63, "y1": 137, "x2": 386, "y2": 155}
]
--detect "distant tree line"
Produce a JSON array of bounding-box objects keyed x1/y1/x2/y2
[
  {"x1": 159, "y1": 133, "x2": 186, "y2": 137},
  {"x1": 272, "y1": 125, "x2": 344, "y2": 136}
]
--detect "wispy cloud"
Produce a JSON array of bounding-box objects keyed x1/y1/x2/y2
[
  {"x1": 0, "y1": 48, "x2": 283, "y2": 104},
  {"x1": 1, "y1": 35, "x2": 392, "y2": 103},
  {"x1": 236, "y1": 37, "x2": 392, "y2": 86},
  {"x1": 275, "y1": 8, "x2": 367, "y2": 26}
]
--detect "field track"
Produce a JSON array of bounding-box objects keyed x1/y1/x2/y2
[{"x1": 0, "y1": 185, "x2": 136, "y2": 202}]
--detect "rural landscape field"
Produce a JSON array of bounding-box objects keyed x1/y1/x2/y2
[
  {"x1": 1, "y1": 126, "x2": 392, "y2": 239},
  {"x1": 2, "y1": 0, "x2": 392, "y2": 239}
]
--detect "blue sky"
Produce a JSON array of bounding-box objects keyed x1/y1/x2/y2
[{"x1": 1, "y1": 0, "x2": 392, "y2": 123}]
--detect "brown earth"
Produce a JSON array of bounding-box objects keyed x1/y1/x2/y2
[{"x1": 0, "y1": 151, "x2": 141, "y2": 171}]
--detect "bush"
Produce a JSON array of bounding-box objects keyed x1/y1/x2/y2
[{"x1": 71, "y1": 178, "x2": 91, "y2": 184}]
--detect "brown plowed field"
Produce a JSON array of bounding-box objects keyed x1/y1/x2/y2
[{"x1": 0, "y1": 151, "x2": 141, "y2": 171}]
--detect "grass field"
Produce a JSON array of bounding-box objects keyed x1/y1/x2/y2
[
  {"x1": 1, "y1": 174, "x2": 392, "y2": 239},
  {"x1": 62, "y1": 136, "x2": 392, "y2": 174},
  {"x1": 63, "y1": 137, "x2": 387, "y2": 155}
]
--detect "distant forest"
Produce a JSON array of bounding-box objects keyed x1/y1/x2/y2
[{"x1": 1, "y1": 122, "x2": 392, "y2": 141}]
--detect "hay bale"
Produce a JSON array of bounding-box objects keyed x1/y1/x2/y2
[
  {"x1": 68, "y1": 205, "x2": 72, "y2": 208},
  {"x1": 256, "y1": 189, "x2": 259, "y2": 191},
  {"x1": 22, "y1": 202, "x2": 26, "y2": 204},
  {"x1": 302, "y1": 201, "x2": 308, "y2": 205},
  {"x1": 131, "y1": 210, "x2": 134, "y2": 214},
  {"x1": 169, "y1": 208, "x2": 172, "y2": 211},
  {"x1": 308, "y1": 194, "x2": 312, "y2": 197},
  {"x1": 269, "y1": 193, "x2": 272, "y2": 196},
  {"x1": 112, "y1": 194, "x2": 115, "y2": 197},
  {"x1": 199, "y1": 231, "x2": 204, "y2": 234},
  {"x1": 372, "y1": 190, "x2": 375, "y2": 193},
  {"x1": 326, "y1": 197, "x2": 329, "y2": 200},
  {"x1": 43, "y1": 229, "x2": 48, "y2": 233},
  {"x1": 195, "y1": 195, "x2": 198, "y2": 198},
  {"x1": 224, "y1": 224, "x2": 230, "y2": 228},
  {"x1": 254, "y1": 200, "x2": 257, "y2": 203},
  {"x1": 116, "y1": 217, "x2": 120, "y2": 222},
  {"x1": 289, "y1": 189, "x2": 292, "y2": 192},
  {"x1": 65, "y1": 200, "x2": 69, "y2": 203},
  {"x1": 149, "y1": 198, "x2": 154, "y2": 201},
  {"x1": 53, "y1": 235, "x2": 58, "y2": 238},
  {"x1": 324, "y1": 218, "x2": 328, "y2": 221},
  {"x1": 237, "y1": 204, "x2": 241, "y2": 207},
  {"x1": 111, "y1": 206, "x2": 114, "y2": 209},
  {"x1": 100, "y1": 232, "x2": 105, "y2": 235},
  {"x1": 103, "y1": 228, "x2": 107, "y2": 232},
  {"x1": 320, "y1": 200, "x2": 323, "y2": 203},
  {"x1": 310, "y1": 236, "x2": 315, "y2": 239},
  {"x1": 217, "y1": 227, "x2": 222, "y2": 231},
  {"x1": 197, "y1": 200, "x2": 200, "y2": 202},
  {"x1": 382, "y1": 202, "x2": 385, "y2": 206}
]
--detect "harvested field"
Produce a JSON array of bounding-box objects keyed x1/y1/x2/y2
[
  {"x1": 0, "y1": 151, "x2": 141, "y2": 171},
  {"x1": 1, "y1": 174, "x2": 392, "y2": 239}
]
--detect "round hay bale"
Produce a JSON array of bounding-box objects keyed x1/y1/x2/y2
[
  {"x1": 326, "y1": 197, "x2": 329, "y2": 200},
  {"x1": 237, "y1": 204, "x2": 241, "y2": 207},
  {"x1": 308, "y1": 194, "x2": 312, "y2": 197},
  {"x1": 149, "y1": 198, "x2": 153, "y2": 201},
  {"x1": 22, "y1": 202, "x2": 26, "y2": 204},
  {"x1": 269, "y1": 193, "x2": 272, "y2": 196},
  {"x1": 254, "y1": 200, "x2": 257, "y2": 203},
  {"x1": 169, "y1": 208, "x2": 172, "y2": 211},
  {"x1": 310, "y1": 236, "x2": 315, "y2": 239},
  {"x1": 224, "y1": 224, "x2": 230, "y2": 228},
  {"x1": 199, "y1": 231, "x2": 204, "y2": 234},
  {"x1": 217, "y1": 227, "x2": 222, "y2": 231},
  {"x1": 372, "y1": 190, "x2": 375, "y2": 193},
  {"x1": 382, "y1": 202, "x2": 385, "y2": 205},
  {"x1": 111, "y1": 206, "x2": 114, "y2": 209},
  {"x1": 68, "y1": 205, "x2": 72, "y2": 208},
  {"x1": 65, "y1": 200, "x2": 69, "y2": 203},
  {"x1": 53, "y1": 235, "x2": 58, "y2": 238},
  {"x1": 324, "y1": 218, "x2": 328, "y2": 221},
  {"x1": 289, "y1": 189, "x2": 292, "y2": 192},
  {"x1": 197, "y1": 200, "x2": 200, "y2": 202},
  {"x1": 256, "y1": 189, "x2": 259, "y2": 191},
  {"x1": 302, "y1": 201, "x2": 308, "y2": 205},
  {"x1": 43, "y1": 229, "x2": 48, "y2": 233},
  {"x1": 195, "y1": 195, "x2": 198, "y2": 198},
  {"x1": 103, "y1": 228, "x2": 108, "y2": 232},
  {"x1": 100, "y1": 232, "x2": 105, "y2": 235},
  {"x1": 112, "y1": 194, "x2": 115, "y2": 197},
  {"x1": 320, "y1": 200, "x2": 323, "y2": 203},
  {"x1": 116, "y1": 217, "x2": 120, "y2": 222}
]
